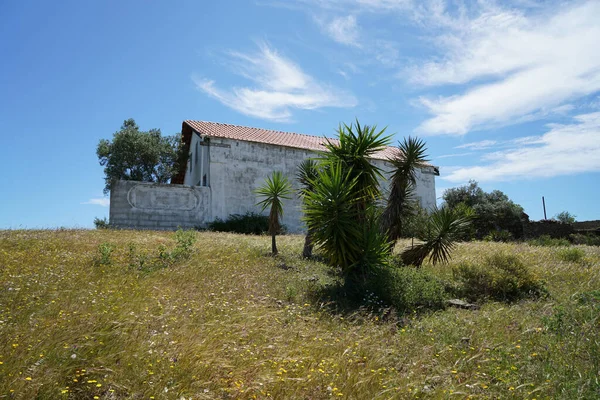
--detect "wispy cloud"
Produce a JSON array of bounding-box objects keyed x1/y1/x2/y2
[
  {"x1": 320, "y1": 15, "x2": 361, "y2": 46},
  {"x1": 194, "y1": 42, "x2": 357, "y2": 122},
  {"x1": 436, "y1": 152, "x2": 474, "y2": 159},
  {"x1": 82, "y1": 198, "x2": 110, "y2": 207},
  {"x1": 413, "y1": 1, "x2": 600, "y2": 135},
  {"x1": 455, "y1": 140, "x2": 497, "y2": 150},
  {"x1": 443, "y1": 112, "x2": 600, "y2": 183}
]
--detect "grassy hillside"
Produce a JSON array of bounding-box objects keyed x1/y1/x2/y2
[{"x1": 1, "y1": 230, "x2": 599, "y2": 399}]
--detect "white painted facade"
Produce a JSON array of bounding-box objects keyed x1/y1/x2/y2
[{"x1": 179, "y1": 132, "x2": 438, "y2": 233}]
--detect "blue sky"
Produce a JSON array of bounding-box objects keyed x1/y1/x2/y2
[{"x1": 1, "y1": 0, "x2": 599, "y2": 228}]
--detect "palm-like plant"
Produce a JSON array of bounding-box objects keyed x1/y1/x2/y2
[
  {"x1": 401, "y1": 207, "x2": 472, "y2": 267},
  {"x1": 255, "y1": 171, "x2": 293, "y2": 255},
  {"x1": 303, "y1": 163, "x2": 361, "y2": 270},
  {"x1": 296, "y1": 160, "x2": 319, "y2": 258},
  {"x1": 304, "y1": 120, "x2": 393, "y2": 274},
  {"x1": 381, "y1": 136, "x2": 429, "y2": 243},
  {"x1": 322, "y1": 120, "x2": 391, "y2": 212}
]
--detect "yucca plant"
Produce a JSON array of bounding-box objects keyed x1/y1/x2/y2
[
  {"x1": 321, "y1": 120, "x2": 391, "y2": 213},
  {"x1": 296, "y1": 159, "x2": 320, "y2": 258},
  {"x1": 304, "y1": 121, "x2": 393, "y2": 275},
  {"x1": 381, "y1": 136, "x2": 429, "y2": 243},
  {"x1": 401, "y1": 206, "x2": 472, "y2": 267},
  {"x1": 303, "y1": 163, "x2": 362, "y2": 270},
  {"x1": 255, "y1": 171, "x2": 293, "y2": 255}
]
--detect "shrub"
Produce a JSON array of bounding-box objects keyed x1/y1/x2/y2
[
  {"x1": 570, "y1": 233, "x2": 600, "y2": 246},
  {"x1": 93, "y1": 217, "x2": 110, "y2": 229},
  {"x1": 94, "y1": 242, "x2": 115, "y2": 266},
  {"x1": 126, "y1": 229, "x2": 196, "y2": 271},
  {"x1": 127, "y1": 243, "x2": 150, "y2": 270},
  {"x1": 174, "y1": 228, "x2": 196, "y2": 253},
  {"x1": 365, "y1": 263, "x2": 447, "y2": 314},
  {"x1": 452, "y1": 253, "x2": 548, "y2": 302},
  {"x1": 553, "y1": 211, "x2": 576, "y2": 224},
  {"x1": 207, "y1": 212, "x2": 271, "y2": 235},
  {"x1": 158, "y1": 229, "x2": 197, "y2": 267},
  {"x1": 442, "y1": 181, "x2": 526, "y2": 239},
  {"x1": 484, "y1": 229, "x2": 513, "y2": 242},
  {"x1": 529, "y1": 235, "x2": 571, "y2": 247},
  {"x1": 557, "y1": 248, "x2": 585, "y2": 263}
]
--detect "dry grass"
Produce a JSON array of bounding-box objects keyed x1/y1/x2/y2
[{"x1": 1, "y1": 230, "x2": 599, "y2": 399}]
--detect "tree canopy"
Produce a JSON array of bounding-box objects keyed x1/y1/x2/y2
[
  {"x1": 553, "y1": 211, "x2": 576, "y2": 224},
  {"x1": 442, "y1": 180, "x2": 526, "y2": 239},
  {"x1": 97, "y1": 119, "x2": 187, "y2": 194}
]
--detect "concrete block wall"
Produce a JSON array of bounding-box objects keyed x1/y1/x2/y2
[
  {"x1": 109, "y1": 181, "x2": 210, "y2": 230},
  {"x1": 523, "y1": 220, "x2": 575, "y2": 239}
]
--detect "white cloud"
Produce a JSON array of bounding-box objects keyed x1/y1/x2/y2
[
  {"x1": 195, "y1": 42, "x2": 357, "y2": 122},
  {"x1": 323, "y1": 15, "x2": 361, "y2": 46},
  {"x1": 455, "y1": 140, "x2": 497, "y2": 150},
  {"x1": 413, "y1": 1, "x2": 600, "y2": 135},
  {"x1": 82, "y1": 198, "x2": 110, "y2": 207},
  {"x1": 373, "y1": 40, "x2": 400, "y2": 67},
  {"x1": 443, "y1": 112, "x2": 600, "y2": 183},
  {"x1": 436, "y1": 152, "x2": 474, "y2": 159}
]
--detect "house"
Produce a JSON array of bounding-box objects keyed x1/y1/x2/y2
[{"x1": 109, "y1": 121, "x2": 439, "y2": 231}]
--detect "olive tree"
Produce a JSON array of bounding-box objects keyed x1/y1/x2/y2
[{"x1": 97, "y1": 119, "x2": 187, "y2": 194}]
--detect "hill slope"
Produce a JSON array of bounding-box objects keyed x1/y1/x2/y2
[{"x1": 1, "y1": 230, "x2": 599, "y2": 399}]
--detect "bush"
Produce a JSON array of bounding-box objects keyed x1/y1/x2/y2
[
  {"x1": 93, "y1": 217, "x2": 110, "y2": 229},
  {"x1": 126, "y1": 229, "x2": 196, "y2": 271},
  {"x1": 570, "y1": 233, "x2": 600, "y2": 246},
  {"x1": 365, "y1": 263, "x2": 447, "y2": 314},
  {"x1": 442, "y1": 181, "x2": 526, "y2": 239},
  {"x1": 529, "y1": 235, "x2": 571, "y2": 247},
  {"x1": 452, "y1": 253, "x2": 548, "y2": 302},
  {"x1": 94, "y1": 242, "x2": 115, "y2": 266},
  {"x1": 557, "y1": 248, "x2": 585, "y2": 263},
  {"x1": 484, "y1": 229, "x2": 513, "y2": 242},
  {"x1": 158, "y1": 229, "x2": 197, "y2": 267},
  {"x1": 207, "y1": 212, "x2": 271, "y2": 235}
]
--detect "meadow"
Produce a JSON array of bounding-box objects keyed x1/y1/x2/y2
[{"x1": 1, "y1": 229, "x2": 599, "y2": 399}]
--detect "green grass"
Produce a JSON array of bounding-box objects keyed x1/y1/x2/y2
[{"x1": 1, "y1": 230, "x2": 599, "y2": 399}]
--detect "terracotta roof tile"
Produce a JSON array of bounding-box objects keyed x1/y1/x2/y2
[{"x1": 183, "y1": 120, "x2": 407, "y2": 162}]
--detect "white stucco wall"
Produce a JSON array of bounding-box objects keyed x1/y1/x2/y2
[{"x1": 179, "y1": 134, "x2": 437, "y2": 233}]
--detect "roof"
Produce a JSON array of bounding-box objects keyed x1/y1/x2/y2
[{"x1": 171, "y1": 120, "x2": 437, "y2": 184}]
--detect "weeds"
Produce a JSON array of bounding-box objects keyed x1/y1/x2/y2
[
  {"x1": 570, "y1": 233, "x2": 600, "y2": 246},
  {"x1": 0, "y1": 231, "x2": 599, "y2": 399},
  {"x1": 557, "y1": 247, "x2": 586, "y2": 263},
  {"x1": 483, "y1": 229, "x2": 513, "y2": 242},
  {"x1": 94, "y1": 242, "x2": 114, "y2": 266},
  {"x1": 452, "y1": 252, "x2": 548, "y2": 302},
  {"x1": 528, "y1": 234, "x2": 571, "y2": 247}
]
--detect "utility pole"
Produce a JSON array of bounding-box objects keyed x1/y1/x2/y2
[{"x1": 542, "y1": 196, "x2": 547, "y2": 220}]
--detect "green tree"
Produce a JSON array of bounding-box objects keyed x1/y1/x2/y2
[
  {"x1": 442, "y1": 180, "x2": 525, "y2": 239},
  {"x1": 97, "y1": 119, "x2": 186, "y2": 194},
  {"x1": 554, "y1": 211, "x2": 576, "y2": 224},
  {"x1": 255, "y1": 171, "x2": 293, "y2": 255}
]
